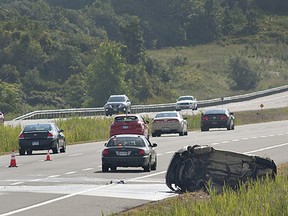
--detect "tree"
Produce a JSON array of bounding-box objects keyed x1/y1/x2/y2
[
  {"x1": 85, "y1": 42, "x2": 129, "y2": 107},
  {"x1": 228, "y1": 56, "x2": 261, "y2": 90},
  {"x1": 120, "y1": 16, "x2": 145, "y2": 65}
]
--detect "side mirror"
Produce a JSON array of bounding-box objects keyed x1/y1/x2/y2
[
  {"x1": 59, "y1": 129, "x2": 64, "y2": 132},
  {"x1": 145, "y1": 120, "x2": 150, "y2": 124},
  {"x1": 152, "y1": 143, "x2": 157, "y2": 148},
  {"x1": 104, "y1": 143, "x2": 107, "y2": 146},
  {"x1": 230, "y1": 112, "x2": 234, "y2": 116}
]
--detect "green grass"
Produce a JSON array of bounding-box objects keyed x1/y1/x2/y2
[
  {"x1": 0, "y1": 107, "x2": 287, "y2": 154},
  {"x1": 116, "y1": 165, "x2": 288, "y2": 216}
]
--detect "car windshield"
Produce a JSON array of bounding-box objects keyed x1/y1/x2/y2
[
  {"x1": 155, "y1": 112, "x2": 178, "y2": 118},
  {"x1": 205, "y1": 109, "x2": 226, "y2": 115},
  {"x1": 107, "y1": 137, "x2": 145, "y2": 147},
  {"x1": 24, "y1": 124, "x2": 52, "y2": 132},
  {"x1": 178, "y1": 96, "x2": 194, "y2": 101},
  {"x1": 108, "y1": 96, "x2": 125, "y2": 102},
  {"x1": 115, "y1": 116, "x2": 138, "y2": 122}
]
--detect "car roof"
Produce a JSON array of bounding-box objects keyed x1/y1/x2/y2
[{"x1": 109, "y1": 134, "x2": 145, "y2": 139}]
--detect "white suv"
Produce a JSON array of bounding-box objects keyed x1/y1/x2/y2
[
  {"x1": 175, "y1": 95, "x2": 197, "y2": 111},
  {"x1": 104, "y1": 94, "x2": 131, "y2": 116}
]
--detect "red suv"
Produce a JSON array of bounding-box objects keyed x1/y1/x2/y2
[{"x1": 110, "y1": 114, "x2": 150, "y2": 139}]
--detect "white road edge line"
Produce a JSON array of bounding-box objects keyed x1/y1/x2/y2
[
  {"x1": 0, "y1": 170, "x2": 167, "y2": 216},
  {"x1": 244, "y1": 142, "x2": 288, "y2": 154}
]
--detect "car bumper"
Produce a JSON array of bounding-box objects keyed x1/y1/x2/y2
[
  {"x1": 201, "y1": 121, "x2": 228, "y2": 128},
  {"x1": 102, "y1": 156, "x2": 150, "y2": 167},
  {"x1": 105, "y1": 107, "x2": 128, "y2": 114},
  {"x1": 19, "y1": 139, "x2": 56, "y2": 151},
  {"x1": 152, "y1": 124, "x2": 183, "y2": 134}
]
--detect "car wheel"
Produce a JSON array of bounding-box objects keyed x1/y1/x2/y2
[
  {"x1": 19, "y1": 149, "x2": 25, "y2": 155},
  {"x1": 201, "y1": 127, "x2": 209, "y2": 132},
  {"x1": 60, "y1": 142, "x2": 66, "y2": 153},
  {"x1": 157, "y1": 133, "x2": 161, "y2": 137},
  {"x1": 102, "y1": 164, "x2": 109, "y2": 172},
  {"x1": 52, "y1": 141, "x2": 59, "y2": 154},
  {"x1": 184, "y1": 131, "x2": 188, "y2": 136},
  {"x1": 152, "y1": 133, "x2": 156, "y2": 137},
  {"x1": 27, "y1": 149, "x2": 33, "y2": 155},
  {"x1": 111, "y1": 166, "x2": 117, "y2": 171},
  {"x1": 151, "y1": 158, "x2": 157, "y2": 171},
  {"x1": 143, "y1": 162, "x2": 151, "y2": 172}
]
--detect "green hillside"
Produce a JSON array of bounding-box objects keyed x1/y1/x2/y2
[{"x1": 0, "y1": 0, "x2": 287, "y2": 118}]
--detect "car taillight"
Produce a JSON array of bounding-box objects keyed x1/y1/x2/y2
[
  {"x1": 47, "y1": 132, "x2": 53, "y2": 138},
  {"x1": 201, "y1": 116, "x2": 209, "y2": 121},
  {"x1": 220, "y1": 115, "x2": 228, "y2": 120},
  {"x1": 167, "y1": 119, "x2": 179, "y2": 123},
  {"x1": 19, "y1": 133, "x2": 24, "y2": 139},
  {"x1": 138, "y1": 149, "x2": 145, "y2": 156},
  {"x1": 153, "y1": 120, "x2": 164, "y2": 123},
  {"x1": 102, "y1": 149, "x2": 109, "y2": 156}
]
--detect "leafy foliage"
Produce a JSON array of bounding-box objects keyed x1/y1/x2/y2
[{"x1": 0, "y1": 0, "x2": 287, "y2": 116}]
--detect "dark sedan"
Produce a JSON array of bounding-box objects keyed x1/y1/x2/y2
[
  {"x1": 201, "y1": 108, "x2": 235, "y2": 131},
  {"x1": 102, "y1": 134, "x2": 157, "y2": 172},
  {"x1": 18, "y1": 123, "x2": 66, "y2": 155}
]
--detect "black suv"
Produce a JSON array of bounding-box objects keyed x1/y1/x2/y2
[{"x1": 104, "y1": 94, "x2": 131, "y2": 116}]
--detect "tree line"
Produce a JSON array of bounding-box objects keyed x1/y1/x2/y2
[{"x1": 0, "y1": 0, "x2": 287, "y2": 116}]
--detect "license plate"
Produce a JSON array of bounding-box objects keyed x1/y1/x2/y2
[
  {"x1": 162, "y1": 127, "x2": 170, "y2": 131},
  {"x1": 212, "y1": 122, "x2": 217, "y2": 125},
  {"x1": 32, "y1": 141, "x2": 39, "y2": 146},
  {"x1": 122, "y1": 125, "x2": 128, "y2": 129},
  {"x1": 113, "y1": 108, "x2": 117, "y2": 111},
  {"x1": 116, "y1": 151, "x2": 130, "y2": 156}
]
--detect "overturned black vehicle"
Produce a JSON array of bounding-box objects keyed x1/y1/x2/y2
[{"x1": 166, "y1": 145, "x2": 277, "y2": 193}]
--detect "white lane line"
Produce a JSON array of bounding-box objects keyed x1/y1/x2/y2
[
  {"x1": 211, "y1": 143, "x2": 220, "y2": 145},
  {"x1": 157, "y1": 153, "x2": 163, "y2": 156},
  {"x1": 10, "y1": 182, "x2": 24, "y2": 186},
  {"x1": 269, "y1": 134, "x2": 275, "y2": 137},
  {"x1": 0, "y1": 170, "x2": 167, "y2": 216},
  {"x1": 260, "y1": 136, "x2": 267, "y2": 138},
  {"x1": 69, "y1": 153, "x2": 83, "y2": 157},
  {"x1": 221, "y1": 141, "x2": 229, "y2": 144},
  {"x1": 165, "y1": 151, "x2": 175, "y2": 154},
  {"x1": 241, "y1": 138, "x2": 249, "y2": 140},
  {"x1": 250, "y1": 136, "x2": 258, "y2": 139},
  {"x1": 48, "y1": 175, "x2": 61, "y2": 178},
  {"x1": 244, "y1": 142, "x2": 288, "y2": 154},
  {"x1": 82, "y1": 168, "x2": 93, "y2": 171},
  {"x1": 65, "y1": 171, "x2": 77, "y2": 175},
  {"x1": 232, "y1": 139, "x2": 239, "y2": 142}
]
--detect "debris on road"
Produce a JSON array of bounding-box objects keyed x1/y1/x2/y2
[{"x1": 166, "y1": 145, "x2": 277, "y2": 193}]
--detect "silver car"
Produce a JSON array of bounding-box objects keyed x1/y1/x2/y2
[
  {"x1": 104, "y1": 94, "x2": 131, "y2": 116},
  {"x1": 175, "y1": 95, "x2": 197, "y2": 111},
  {"x1": 151, "y1": 111, "x2": 188, "y2": 137}
]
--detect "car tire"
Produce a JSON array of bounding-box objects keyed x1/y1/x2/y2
[
  {"x1": 143, "y1": 162, "x2": 151, "y2": 172},
  {"x1": 111, "y1": 166, "x2": 117, "y2": 171},
  {"x1": 152, "y1": 133, "x2": 156, "y2": 137},
  {"x1": 60, "y1": 142, "x2": 66, "y2": 153},
  {"x1": 19, "y1": 149, "x2": 25, "y2": 155},
  {"x1": 27, "y1": 149, "x2": 33, "y2": 155},
  {"x1": 179, "y1": 131, "x2": 184, "y2": 136},
  {"x1": 201, "y1": 127, "x2": 209, "y2": 132},
  {"x1": 52, "y1": 141, "x2": 59, "y2": 154},
  {"x1": 184, "y1": 131, "x2": 188, "y2": 136},
  {"x1": 102, "y1": 164, "x2": 109, "y2": 172},
  {"x1": 151, "y1": 158, "x2": 157, "y2": 171}
]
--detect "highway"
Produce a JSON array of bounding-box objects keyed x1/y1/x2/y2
[{"x1": 0, "y1": 92, "x2": 287, "y2": 216}]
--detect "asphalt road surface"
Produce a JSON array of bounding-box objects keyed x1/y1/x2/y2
[{"x1": 0, "y1": 92, "x2": 287, "y2": 216}]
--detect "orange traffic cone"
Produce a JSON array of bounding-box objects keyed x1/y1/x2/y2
[
  {"x1": 9, "y1": 150, "x2": 17, "y2": 167},
  {"x1": 45, "y1": 150, "x2": 52, "y2": 161}
]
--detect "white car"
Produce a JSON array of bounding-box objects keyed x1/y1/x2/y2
[
  {"x1": 175, "y1": 95, "x2": 197, "y2": 111},
  {"x1": 151, "y1": 111, "x2": 188, "y2": 137}
]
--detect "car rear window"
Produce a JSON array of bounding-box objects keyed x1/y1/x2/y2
[
  {"x1": 155, "y1": 112, "x2": 178, "y2": 118},
  {"x1": 114, "y1": 116, "x2": 138, "y2": 122},
  {"x1": 178, "y1": 96, "x2": 194, "y2": 101},
  {"x1": 204, "y1": 109, "x2": 226, "y2": 115},
  {"x1": 107, "y1": 137, "x2": 145, "y2": 147},
  {"x1": 24, "y1": 124, "x2": 52, "y2": 132}
]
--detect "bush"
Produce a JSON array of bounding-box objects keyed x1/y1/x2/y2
[{"x1": 228, "y1": 56, "x2": 261, "y2": 90}]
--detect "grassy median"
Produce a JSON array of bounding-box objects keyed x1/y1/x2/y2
[{"x1": 0, "y1": 107, "x2": 287, "y2": 154}]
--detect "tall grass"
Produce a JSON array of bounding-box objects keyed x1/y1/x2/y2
[
  {"x1": 0, "y1": 107, "x2": 287, "y2": 155},
  {"x1": 117, "y1": 174, "x2": 288, "y2": 216}
]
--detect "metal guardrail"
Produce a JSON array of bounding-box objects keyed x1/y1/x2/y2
[{"x1": 13, "y1": 85, "x2": 288, "y2": 121}]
